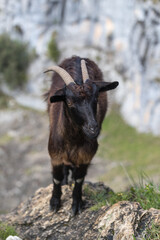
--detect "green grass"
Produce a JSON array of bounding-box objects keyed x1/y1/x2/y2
[
  {"x1": 133, "y1": 223, "x2": 160, "y2": 240},
  {"x1": 84, "y1": 181, "x2": 160, "y2": 239},
  {"x1": 20, "y1": 135, "x2": 32, "y2": 142},
  {"x1": 0, "y1": 91, "x2": 9, "y2": 109},
  {"x1": 83, "y1": 184, "x2": 111, "y2": 211},
  {"x1": 0, "y1": 134, "x2": 13, "y2": 145},
  {"x1": 143, "y1": 223, "x2": 160, "y2": 240},
  {"x1": 84, "y1": 178, "x2": 160, "y2": 212},
  {"x1": 98, "y1": 108, "x2": 160, "y2": 187},
  {"x1": 108, "y1": 180, "x2": 160, "y2": 210},
  {"x1": 0, "y1": 222, "x2": 18, "y2": 240}
]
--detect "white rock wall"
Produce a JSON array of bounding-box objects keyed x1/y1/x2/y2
[
  {"x1": 0, "y1": 0, "x2": 160, "y2": 135},
  {"x1": 0, "y1": 0, "x2": 135, "y2": 53}
]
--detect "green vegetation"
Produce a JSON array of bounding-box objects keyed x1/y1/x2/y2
[
  {"x1": 83, "y1": 184, "x2": 111, "y2": 211},
  {"x1": 154, "y1": 77, "x2": 160, "y2": 83},
  {"x1": 141, "y1": 0, "x2": 159, "y2": 3},
  {"x1": 0, "y1": 90, "x2": 10, "y2": 109},
  {"x1": 20, "y1": 135, "x2": 32, "y2": 142},
  {"x1": 143, "y1": 223, "x2": 160, "y2": 240},
  {"x1": 0, "y1": 134, "x2": 13, "y2": 145},
  {"x1": 95, "y1": 55, "x2": 101, "y2": 62},
  {"x1": 84, "y1": 178, "x2": 160, "y2": 212},
  {"x1": 47, "y1": 32, "x2": 60, "y2": 63},
  {"x1": 84, "y1": 180, "x2": 160, "y2": 239},
  {"x1": 0, "y1": 222, "x2": 18, "y2": 240},
  {"x1": 86, "y1": 108, "x2": 160, "y2": 210},
  {"x1": 108, "y1": 180, "x2": 160, "y2": 210},
  {"x1": 98, "y1": 107, "x2": 160, "y2": 186},
  {"x1": 133, "y1": 223, "x2": 160, "y2": 240},
  {"x1": 0, "y1": 33, "x2": 31, "y2": 89}
]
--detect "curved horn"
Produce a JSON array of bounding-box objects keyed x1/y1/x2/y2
[
  {"x1": 81, "y1": 59, "x2": 89, "y2": 83},
  {"x1": 44, "y1": 66, "x2": 75, "y2": 85}
]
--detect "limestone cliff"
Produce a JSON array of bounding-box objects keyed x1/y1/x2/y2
[{"x1": 0, "y1": 0, "x2": 160, "y2": 134}]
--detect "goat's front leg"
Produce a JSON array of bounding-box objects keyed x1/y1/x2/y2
[
  {"x1": 50, "y1": 164, "x2": 64, "y2": 212},
  {"x1": 72, "y1": 164, "x2": 88, "y2": 216}
]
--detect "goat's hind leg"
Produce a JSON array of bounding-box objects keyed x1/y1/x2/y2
[
  {"x1": 50, "y1": 164, "x2": 64, "y2": 212},
  {"x1": 72, "y1": 164, "x2": 88, "y2": 216},
  {"x1": 62, "y1": 165, "x2": 70, "y2": 185}
]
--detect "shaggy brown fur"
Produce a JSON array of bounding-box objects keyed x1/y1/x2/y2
[{"x1": 46, "y1": 56, "x2": 107, "y2": 167}]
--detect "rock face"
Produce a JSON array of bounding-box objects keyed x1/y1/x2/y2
[
  {"x1": 0, "y1": 183, "x2": 159, "y2": 240},
  {"x1": 0, "y1": 0, "x2": 160, "y2": 134},
  {"x1": 0, "y1": 0, "x2": 135, "y2": 54},
  {"x1": 99, "y1": 202, "x2": 160, "y2": 240}
]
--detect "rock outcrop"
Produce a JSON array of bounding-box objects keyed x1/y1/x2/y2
[{"x1": 0, "y1": 183, "x2": 159, "y2": 240}]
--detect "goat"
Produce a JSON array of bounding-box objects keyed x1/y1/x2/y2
[{"x1": 44, "y1": 56, "x2": 119, "y2": 215}]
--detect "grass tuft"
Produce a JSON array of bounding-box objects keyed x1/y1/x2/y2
[
  {"x1": 83, "y1": 184, "x2": 112, "y2": 211},
  {"x1": 144, "y1": 223, "x2": 160, "y2": 240},
  {"x1": 0, "y1": 222, "x2": 18, "y2": 240},
  {"x1": 108, "y1": 180, "x2": 160, "y2": 210},
  {"x1": 84, "y1": 175, "x2": 160, "y2": 211}
]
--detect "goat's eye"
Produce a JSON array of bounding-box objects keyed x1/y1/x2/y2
[{"x1": 67, "y1": 100, "x2": 73, "y2": 107}]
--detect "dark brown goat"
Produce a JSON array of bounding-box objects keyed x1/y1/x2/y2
[{"x1": 45, "y1": 56, "x2": 118, "y2": 215}]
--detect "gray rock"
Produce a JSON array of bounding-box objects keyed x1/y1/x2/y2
[
  {"x1": 98, "y1": 201, "x2": 160, "y2": 239},
  {"x1": 0, "y1": 183, "x2": 159, "y2": 240}
]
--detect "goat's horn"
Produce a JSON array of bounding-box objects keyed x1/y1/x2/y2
[
  {"x1": 81, "y1": 59, "x2": 89, "y2": 83},
  {"x1": 44, "y1": 66, "x2": 75, "y2": 85}
]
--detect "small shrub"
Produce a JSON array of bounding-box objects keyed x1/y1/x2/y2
[
  {"x1": 0, "y1": 222, "x2": 18, "y2": 240},
  {"x1": 0, "y1": 90, "x2": 10, "y2": 109},
  {"x1": 154, "y1": 77, "x2": 160, "y2": 83},
  {"x1": 0, "y1": 33, "x2": 31, "y2": 89},
  {"x1": 47, "y1": 32, "x2": 60, "y2": 63}
]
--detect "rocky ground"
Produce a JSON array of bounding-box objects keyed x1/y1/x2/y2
[
  {"x1": 0, "y1": 183, "x2": 159, "y2": 240},
  {"x1": 0, "y1": 105, "x2": 111, "y2": 214}
]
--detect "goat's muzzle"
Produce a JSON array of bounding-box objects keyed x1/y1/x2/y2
[{"x1": 82, "y1": 123, "x2": 99, "y2": 139}]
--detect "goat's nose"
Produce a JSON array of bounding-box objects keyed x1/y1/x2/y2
[
  {"x1": 88, "y1": 122, "x2": 98, "y2": 132},
  {"x1": 89, "y1": 127, "x2": 94, "y2": 131}
]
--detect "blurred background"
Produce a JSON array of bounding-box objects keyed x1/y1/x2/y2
[{"x1": 0, "y1": 0, "x2": 160, "y2": 214}]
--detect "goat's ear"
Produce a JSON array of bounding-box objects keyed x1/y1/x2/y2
[
  {"x1": 95, "y1": 81, "x2": 119, "y2": 92},
  {"x1": 50, "y1": 88, "x2": 65, "y2": 103}
]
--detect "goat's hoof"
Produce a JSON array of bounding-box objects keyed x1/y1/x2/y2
[
  {"x1": 71, "y1": 200, "x2": 83, "y2": 216},
  {"x1": 50, "y1": 197, "x2": 61, "y2": 213}
]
